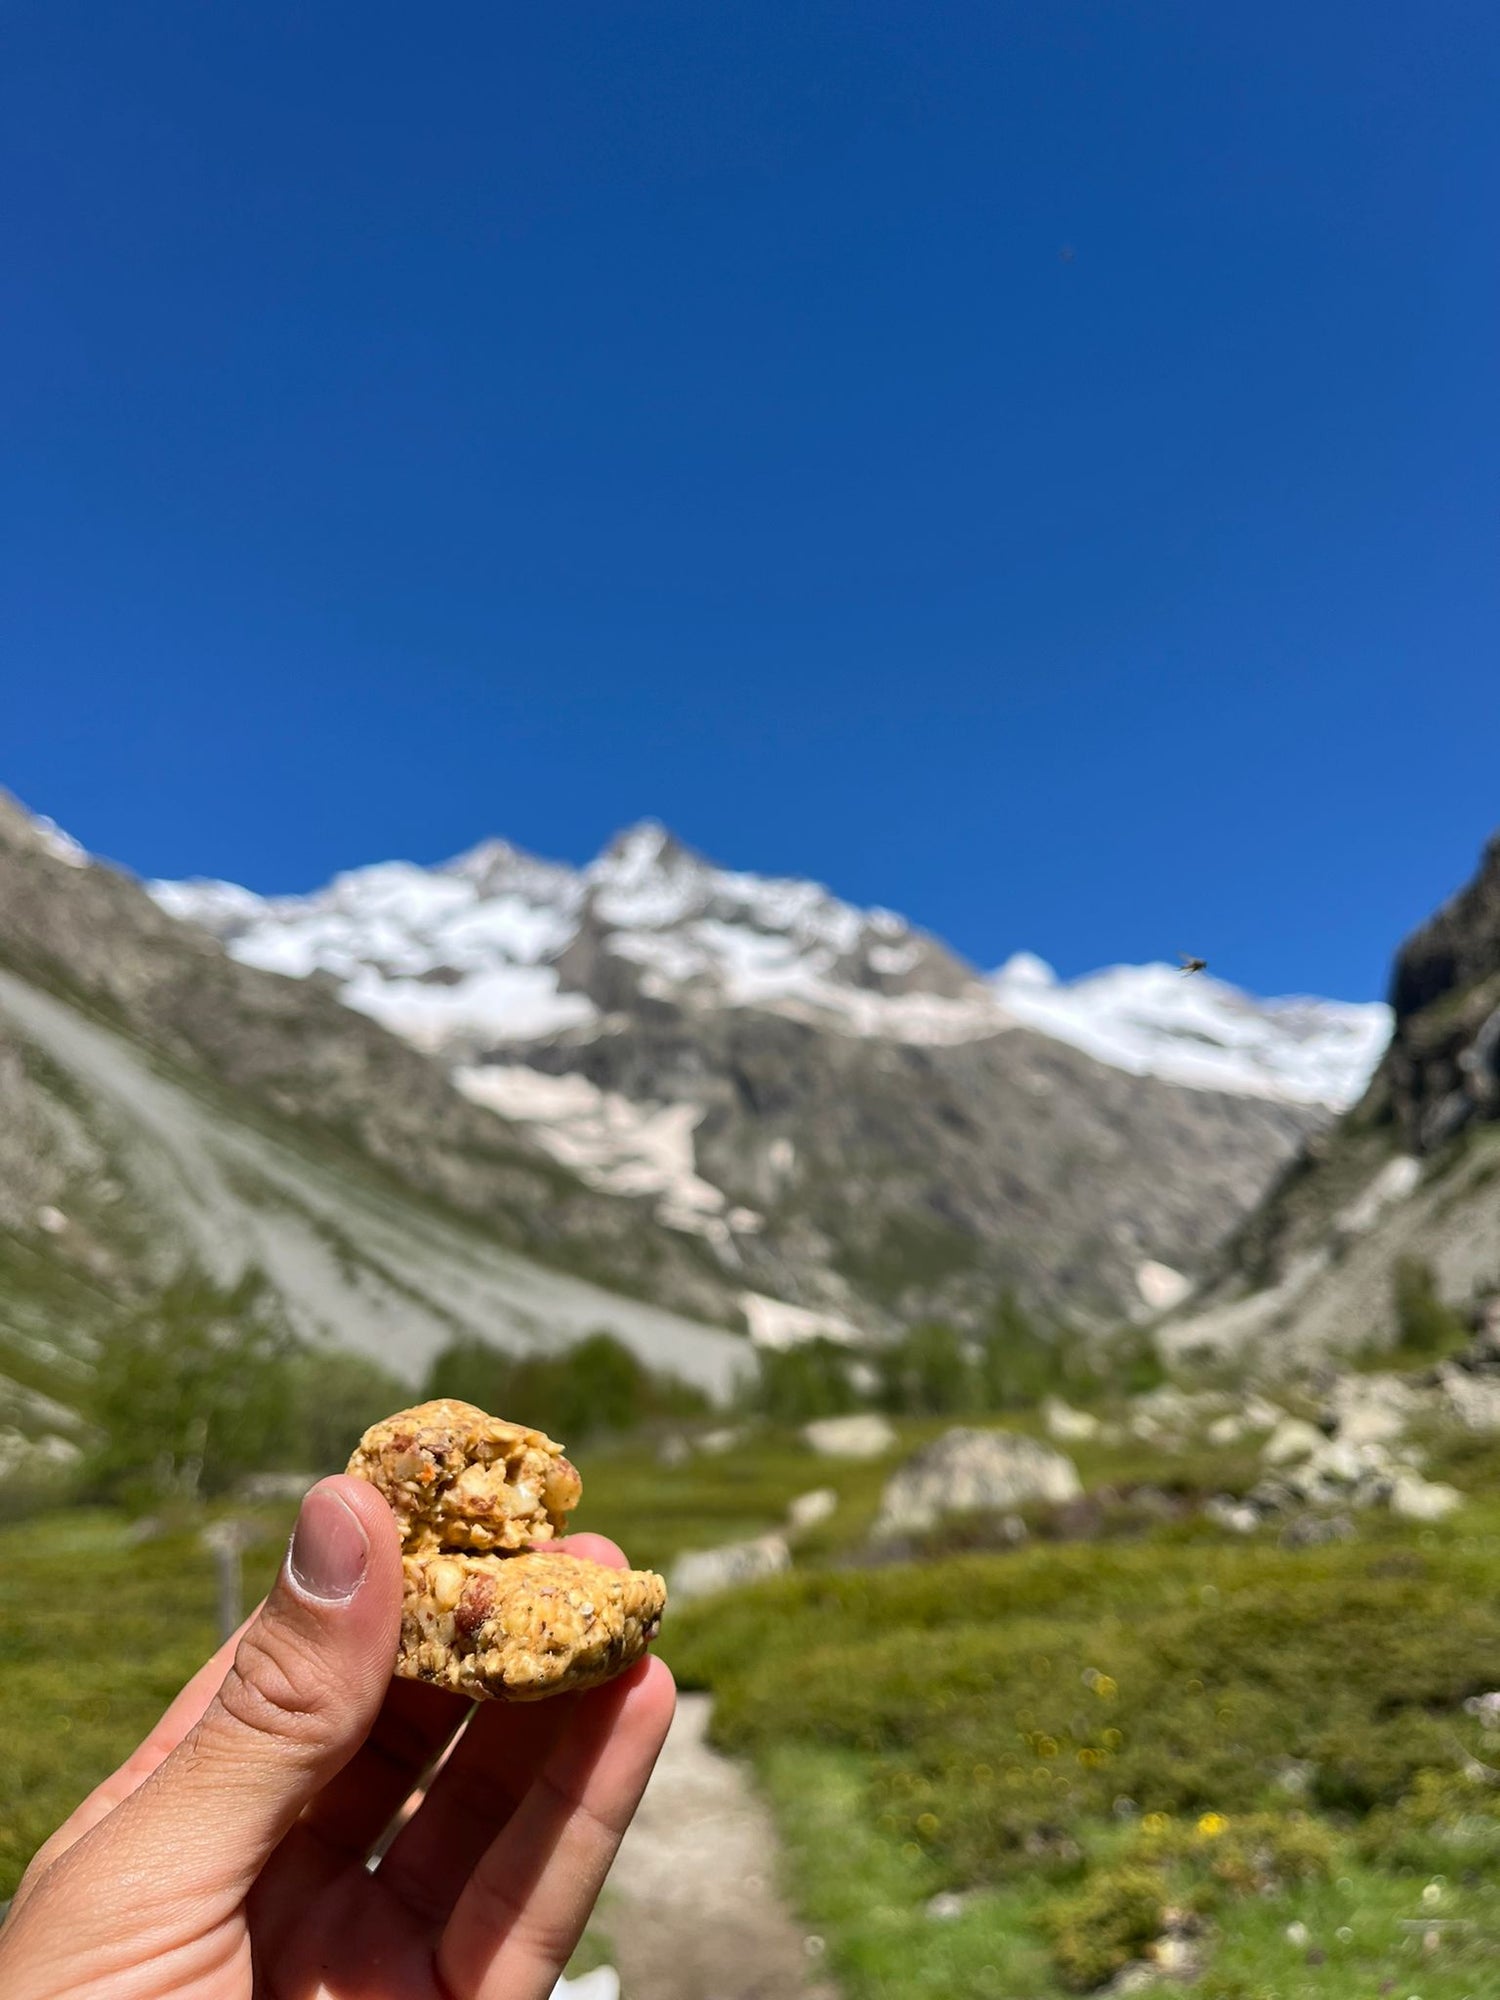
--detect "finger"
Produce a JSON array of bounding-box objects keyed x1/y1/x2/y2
[
  {"x1": 375, "y1": 1689, "x2": 573, "y2": 1925},
  {"x1": 294, "y1": 1531, "x2": 627, "y2": 1880},
  {"x1": 291, "y1": 1673, "x2": 471, "y2": 1865},
  {"x1": 6, "y1": 1610, "x2": 260, "y2": 1906},
  {"x1": 40, "y1": 1478, "x2": 403, "y2": 1932},
  {"x1": 371, "y1": 1531, "x2": 632, "y2": 1922},
  {"x1": 552, "y1": 1533, "x2": 627, "y2": 1569},
  {"x1": 438, "y1": 1656, "x2": 675, "y2": 2000}
]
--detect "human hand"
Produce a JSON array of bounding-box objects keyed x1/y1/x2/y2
[{"x1": 0, "y1": 1475, "x2": 674, "y2": 1999}]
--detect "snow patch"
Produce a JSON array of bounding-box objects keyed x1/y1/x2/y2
[
  {"x1": 991, "y1": 959, "x2": 1389, "y2": 1109},
  {"x1": 453, "y1": 1063, "x2": 760, "y2": 1247},
  {"x1": 740, "y1": 1292, "x2": 863, "y2": 1351},
  {"x1": 151, "y1": 829, "x2": 1390, "y2": 1107}
]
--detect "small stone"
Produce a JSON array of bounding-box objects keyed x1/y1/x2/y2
[
  {"x1": 1390, "y1": 1474, "x2": 1462, "y2": 1523},
  {"x1": 925, "y1": 1891, "x2": 968, "y2": 1921},
  {"x1": 802, "y1": 1414, "x2": 897, "y2": 1459},
  {"x1": 668, "y1": 1534, "x2": 791, "y2": 1601},
  {"x1": 697, "y1": 1426, "x2": 746, "y2": 1456},
  {"x1": 1042, "y1": 1396, "x2": 1100, "y2": 1442},
  {"x1": 786, "y1": 1487, "x2": 838, "y2": 1532},
  {"x1": 872, "y1": 1428, "x2": 1081, "y2": 1540},
  {"x1": 1263, "y1": 1418, "x2": 1325, "y2": 1466}
]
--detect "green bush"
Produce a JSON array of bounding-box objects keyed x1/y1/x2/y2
[
  {"x1": 877, "y1": 1320, "x2": 980, "y2": 1417},
  {"x1": 284, "y1": 1347, "x2": 410, "y2": 1471},
  {"x1": 1135, "y1": 1808, "x2": 1334, "y2": 1899},
  {"x1": 1357, "y1": 1768, "x2": 1500, "y2": 1872},
  {"x1": 1042, "y1": 1866, "x2": 1166, "y2": 1991},
  {"x1": 688, "y1": 1536, "x2": 1500, "y2": 1886},
  {"x1": 1390, "y1": 1254, "x2": 1468, "y2": 1362},
  {"x1": 422, "y1": 1330, "x2": 707, "y2": 1444},
  {"x1": 751, "y1": 1338, "x2": 862, "y2": 1423}
]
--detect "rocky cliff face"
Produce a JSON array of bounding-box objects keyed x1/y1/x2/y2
[
  {"x1": 1163, "y1": 832, "x2": 1500, "y2": 1370},
  {"x1": 1385, "y1": 834, "x2": 1500, "y2": 1152}
]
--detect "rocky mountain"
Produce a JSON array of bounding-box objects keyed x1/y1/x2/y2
[
  {"x1": 0, "y1": 794, "x2": 754, "y2": 1474},
  {"x1": 1162, "y1": 832, "x2": 1500, "y2": 1369},
  {"x1": 152, "y1": 820, "x2": 1388, "y2": 1331}
]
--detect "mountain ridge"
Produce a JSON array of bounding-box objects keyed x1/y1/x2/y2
[
  {"x1": 144, "y1": 813, "x2": 1381, "y2": 1328},
  {"x1": 154, "y1": 820, "x2": 1388, "y2": 1108}
]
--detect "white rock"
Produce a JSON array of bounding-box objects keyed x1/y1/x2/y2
[
  {"x1": 1207, "y1": 1414, "x2": 1245, "y2": 1446},
  {"x1": 697, "y1": 1426, "x2": 746, "y2": 1456},
  {"x1": 1262, "y1": 1418, "x2": 1325, "y2": 1466},
  {"x1": 35, "y1": 1205, "x2": 68, "y2": 1235},
  {"x1": 1325, "y1": 1372, "x2": 1418, "y2": 1447},
  {"x1": 1137, "y1": 1259, "x2": 1192, "y2": 1311},
  {"x1": 669, "y1": 1534, "x2": 791, "y2": 1601},
  {"x1": 802, "y1": 1413, "x2": 897, "y2": 1459},
  {"x1": 1440, "y1": 1368, "x2": 1500, "y2": 1434},
  {"x1": 1389, "y1": 1474, "x2": 1462, "y2": 1523},
  {"x1": 873, "y1": 1428, "x2": 1081, "y2": 1540},
  {"x1": 786, "y1": 1487, "x2": 838, "y2": 1532},
  {"x1": 1241, "y1": 1396, "x2": 1284, "y2": 1432},
  {"x1": 925, "y1": 1891, "x2": 969, "y2": 1921},
  {"x1": 1043, "y1": 1396, "x2": 1100, "y2": 1442}
]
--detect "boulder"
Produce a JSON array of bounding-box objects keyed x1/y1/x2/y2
[
  {"x1": 786, "y1": 1487, "x2": 838, "y2": 1532},
  {"x1": 1324, "y1": 1372, "x2": 1419, "y2": 1446},
  {"x1": 669, "y1": 1533, "x2": 791, "y2": 1602},
  {"x1": 1389, "y1": 1473, "x2": 1462, "y2": 1522},
  {"x1": 1261, "y1": 1418, "x2": 1325, "y2": 1466},
  {"x1": 802, "y1": 1413, "x2": 897, "y2": 1459},
  {"x1": 873, "y1": 1427, "x2": 1081, "y2": 1540},
  {"x1": 697, "y1": 1425, "x2": 747, "y2": 1456},
  {"x1": 1042, "y1": 1395, "x2": 1100, "y2": 1442},
  {"x1": 1440, "y1": 1366, "x2": 1500, "y2": 1433}
]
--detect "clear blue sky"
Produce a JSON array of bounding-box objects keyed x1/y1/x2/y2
[{"x1": 5, "y1": 3, "x2": 1498, "y2": 1000}]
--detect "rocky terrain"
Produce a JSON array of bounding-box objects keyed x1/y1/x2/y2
[
  {"x1": 0, "y1": 794, "x2": 752, "y2": 1475},
  {"x1": 152, "y1": 819, "x2": 1387, "y2": 1331},
  {"x1": 1164, "y1": 831, "x2": 1500, "y2": 1368}
]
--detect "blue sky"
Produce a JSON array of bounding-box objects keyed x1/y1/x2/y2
[{"x1": 4, "y1": 3, "x2": 1498, "y2": 1000}]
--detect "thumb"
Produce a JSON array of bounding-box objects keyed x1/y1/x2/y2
[{"x1": 106, "y1": 1476, "x2": 402, "y2": 1906}]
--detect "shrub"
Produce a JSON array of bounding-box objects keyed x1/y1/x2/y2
[
  {"x1": 877, "y1": 1320, "x2": 979, "y2": 1417},
  {"x1": 284, "y1": 1347, "x2": 410, "y2": 1471},
  {"x1": 1135, "y1": 1808, "x2": 1334, "y2": 1899},
  {"x1": 84, "y1": 1272, "x2": 294, "y2": 1505},
  {"x1": 1391, "y1": 1254, "x2": 1468, "y2": 1362},
  {"x1": 1042, "y1": 1865, "x2": 1167, "y2": 1991},
  {"x1": 422, "y1": 1330, "x2": 707, "y2": 1444},
  {"x1": 1358, "y1": 1768, "x2": 1500, "y2": 1872},
  {"x1": 751, "y1": 1338, "x2": 863, "y2": 1423}
]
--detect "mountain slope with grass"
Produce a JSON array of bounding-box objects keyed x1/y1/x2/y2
[
  {"x1": 153, "y1": 820, "x2": 1386, "y2": 1328},
  {"x1": 1163, "y1": 831, "x2": 1500, "y2": 1368}
]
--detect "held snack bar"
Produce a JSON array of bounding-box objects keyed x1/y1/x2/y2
[{"x1": 347, "y1": 1398, "x2": 666, "y2": 1701}]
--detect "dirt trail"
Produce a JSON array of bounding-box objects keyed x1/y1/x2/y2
[{"x1": 603, "y1": 1693, "x2": 838, "y2": 2000}]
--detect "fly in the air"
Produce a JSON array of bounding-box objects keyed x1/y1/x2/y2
[{"x1": 1178, "y1": 953, "x2": 1208, "y2": 976}]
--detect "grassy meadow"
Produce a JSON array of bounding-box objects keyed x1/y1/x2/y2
[{"x1": 6, "y1": 1395, "x2": 1500, "y2": 1994}]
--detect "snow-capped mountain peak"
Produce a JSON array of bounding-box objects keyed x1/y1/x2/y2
[
  {"x1": 151, "y1": 828, "x2": 1390, "y2": 1110},
  {"x1": 989, "y1": 956, "x2": 1391, "y2": 1110}
]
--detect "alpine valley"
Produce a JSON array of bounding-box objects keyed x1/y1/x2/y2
[{"x1": 0, "y1": 790, "x2": 1403, "y2": 1474}]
